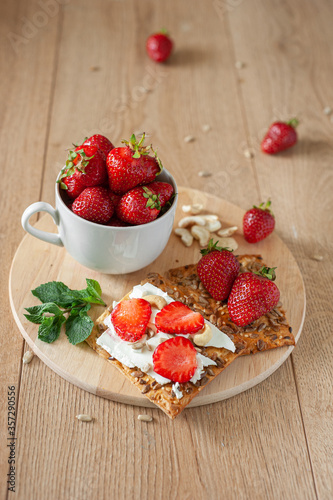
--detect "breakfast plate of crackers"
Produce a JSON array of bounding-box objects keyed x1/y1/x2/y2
[{"x1": 10, "y1": 187, "x2": 306, "y2": 419}]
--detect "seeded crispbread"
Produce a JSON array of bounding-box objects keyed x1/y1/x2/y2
[{"x1": 86, "y1": 255, "x2": 295, "y2": 419}]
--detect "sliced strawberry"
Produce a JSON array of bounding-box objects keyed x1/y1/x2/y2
[
  {"x1": 111, "y1": 298, "x2": 152, "y2": 342},
  {"x1": 152, "y1": 336, "x2": 197, "y2": 383},
  {"x1": 155, "y1": 301, "x2": 204, "y2": 334}
]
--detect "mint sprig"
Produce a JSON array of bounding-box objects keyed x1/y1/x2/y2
[{"x1": 24, "y1": 279, "x2": 106, "y2": 345}]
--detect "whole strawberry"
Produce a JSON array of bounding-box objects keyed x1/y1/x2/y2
[
  {"x1": 107, "y1": 134, "x2": 162, "y2": 194},
  {"x1": 197, "y1": 240, "x2": 240, "y2": 301},
  {"x1": 61, "y1": 169, "x2": 86, "y2": 200},
  {"x1": 228, "y1": 267, "x2": 280, "y2": 326},
  {"x1": 146, "y1": 181, "x2": 174, "y2": 207},
  {"x1": 261, "y1": 118, "x2": 298, "y2": 154},
  {"x1": 146, "y1": 31, "x2": 173, "y2": 63},
  {"x1": 243, "y1": 201, "x2": 275, "y2": 243},
  {"x1": 58, "y1": 144, "x2": 107, "y2": 195},
  {"x1": 116, "y1": 186, "x2": 161, "y2": 225},
  {"x1": 83, "y1": 134, "x2": 114, "y2": 157},
  {"x1": 72, "y1": 186, "x2": 114, "y2": 223}
]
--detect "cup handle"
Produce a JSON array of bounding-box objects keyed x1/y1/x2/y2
[{"x1": 21, "y1": 202, "x2": 63, "y2": 247}]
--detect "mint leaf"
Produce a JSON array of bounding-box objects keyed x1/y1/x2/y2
[
  {"x1": 32, "y1": 282, "x2": 73, "y2": 307},
  {"x1": 86, "y1": 278, "x2": 102, "y2": 297},
  {"x1": 38, "y1": 315, "x2": 66, "y2": 343},
  {"x1": 24, "y1": 303, "x2": 63, "y2": 324},
  {"x1": 65, "y1": 306, "x2": 94, "y2": 345}
]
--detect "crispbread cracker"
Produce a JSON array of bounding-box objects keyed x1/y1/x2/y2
[{"x1": 86, "y1": 255, "x2": 295, "y2": 419}]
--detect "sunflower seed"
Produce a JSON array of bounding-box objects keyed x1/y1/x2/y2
[
  {"x1": 23, "y1": 351, "x2": 34, "y2": 364},
  {"x1": 198, "y1": 170, "x2": 212, "y2": 177},
  {"x1": 257, "y1": 323, "x2": 266, "y2": 332},
  {"x1": 257, "y1": 339, "x2": 266, "y2": 351},
  {"x1": 138, "y1": 414, "x2": 153, "y2": 422},
  {"x1": 184, "y1": 135, "x2": 195, "y2": 143},
  {"x1": 202, "y1": 124, "x2": 211, "y2": 132},
  {"x1": 206, "y1": 367, "x2": 215, "y2": 376},
  {"x1": 141, "y1": 384, "x2": 151, "y2": 394},
  {"x1": 311, "y1": 254, "x2": 324, "y2": 261},
  {"x1": 76, "y1": 414, "x2": 93, "y2": 422},
  {"x1": 131, "y1": 370, "x2": 144, "y2": 378}
]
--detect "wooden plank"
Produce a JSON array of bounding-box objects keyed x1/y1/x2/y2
[
  {"x1": 1, "y1": 0, "x2": 61, "y2": 497},
  {"x1": 14, "y1": 355, "x2": 315, "y2": 500},
  {"x1": 227, "y1": 0, "x2": 333, "y2": 497}
]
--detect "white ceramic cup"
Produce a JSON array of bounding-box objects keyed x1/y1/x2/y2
[{"x1": 21, "y1": 169, "x2": 178, "y2": 274}]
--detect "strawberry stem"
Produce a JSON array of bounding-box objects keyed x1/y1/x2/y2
[
  {"x1": 286, "y1": 118, "x2": 299, "y2": 128},
  {"x1": 200, "y1": 239, "x2": 233, "y2": 256},
  {"x1": 253, "y1": 200, "x2": 274, "y2": 217},
  {"x1": 253, "y1": 266, "x2": 277, "y2": 281}
]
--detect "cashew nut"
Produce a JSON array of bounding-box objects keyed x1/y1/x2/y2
[
  {"x1": 182, "y1": 204, "x2": 204, "y2": 215},
  {"x1": 175, "y1": 228, "x2": 194, "y2": 247},
  {"x1": 201, "y1": 214, "x2": 219, "y2": 222},
  {"x1": 143, "y1": 294, "x2": 168, "y2": 310},
  {"x1": 205, "y1": 219, "x2": 222, "y2": 232},
  {"x1": 218, "y1": 236, "x2": 238, "y2": 251},
  {"x1": 217, "y1": 226, "x2": 238, "y2": 237},
  {"x1": 178, "y1": 216, "x2": 206, "y2": 228},
  {"x1": 190, "y1": 225, "x2": 211, "y2": 247},
  {"x1": 193, "y1": 324, "x2": 213, "y2": 346}
]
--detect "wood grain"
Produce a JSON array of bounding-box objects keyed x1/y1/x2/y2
[
  {"x1": 9, "y1": 188, "x2": 305, "y2": 409},
  {"x1": 2, "y1": 0, "x2": 333, "y2": 498},
  {"x1": 1, "y1": 0, "x2": 61, "y2": 498}
]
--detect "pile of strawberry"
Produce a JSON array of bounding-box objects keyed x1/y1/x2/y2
[
  {"x1": 58, "y1": 133, "x2": 174, "y2": 226},
  {"x1": 197, "y1": 240, "x2": 280, "y2": 327}
]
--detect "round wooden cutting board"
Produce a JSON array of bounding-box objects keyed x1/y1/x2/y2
[{"x1": 9, "y1": 187, "x2": 306, "y2": 408}]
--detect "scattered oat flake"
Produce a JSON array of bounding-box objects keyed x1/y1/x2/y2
[
  {"x1": 202, "y1": 124, "x2": 211, "y2": 133},
  {"x1": 243, "y1": 149, "x2": 254, "y2": 159},
  {"x1": 311, "y1": 254, "x2": 324, "y2": 261},
  {"x1": 235, "y1": 61, "x2": 245, "y2": 69},
  {"x1": 184, "y1": 135, "x2": 195, "y2": 143},
  {"x1": 198, "y1": 171, "x2": 212, "y2": 177},
  {"x1": 323, "y1": 106, "x2": 332, "y2": 115},
  {"x1": 76, "y1": 414, "x2": 93, "y2": 422},
  {"x1": 138, "y1": 414, "x2": 153, "y2": 422},
  {"x1": 23, "y1": 351, "x2": 34, "y2": 364}
]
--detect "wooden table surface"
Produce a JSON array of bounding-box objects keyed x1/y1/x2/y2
[{"x1": 2, "y1": 0, "x2": 333, "y2": 499}]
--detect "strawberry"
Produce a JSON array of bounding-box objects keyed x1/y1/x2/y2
[
  {"x1": 116, "y1": 186, "x2": 161, "y2": 225},
  {"x1": 146, "y1": 31, "x2": 173, "y2": 63},
  {"x1": 106, "y1": 133, "x2": 162, "y2": 194},
  {"x1": 111, "y1": 298, "x2": 152, "y2": 342},
  {"x1": 155, "y1": 301, "x2": 204, "y2": 334},
  {"x1": 106, "y1": 217, "x2": 129, "y2": 227},
  {"x1": 197, "y1": 240, "x2": 240, "y2": 301},
  {"x1": 58, "y1": 144, "x2": 107, "y2": 193},
  {"x1": 227, "y1": 267, "x2": 280, "y2": 326},
  {"x1": 146, "y1": 181, "x2": 174, "y2": 207},
  {"x1": 152, "y1": 336, "x2": 197, "y2": 383},
  {"x1": 61, "y1": 169, "x2": 86, "y2": 200},
  {"x1": 83, "y1": 134, "x2": 114, "y2": 157},
  {"x1": 261, "y1": 118, "x2": 298, "y2": 154},
  {"x1": 243, "y1": 201, "x2": 275, "y2": 243},
  {"x1": 72, "y1": 186, "x2": 114, "y2": 223}
]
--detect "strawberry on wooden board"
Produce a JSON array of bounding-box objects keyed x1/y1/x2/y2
[
  {"x1": 197, "y1": 240, "x2": 240, "y2": 301},
  {"x1": 83, "y1": 134, "x2": 114, "y2": 157},
  {"x1": 106, "y1": 133, "x2": 162, "y2": 194},
  {"x1": 58, "y1": 144, "x2": 107, "y2": 193},
  {"x1": 111, "y1": 298, "x2": 152, "y2": 342},
  {"x1": 261, "y1": 118, "x2": 298, "y2": 154},
  {"x1": 116, "y1": 186, "x2": 161, "y2": 225},
  {"x1": 146, "y1": 181, "x2": 174, "y2": 207},
  {"x1": 243, "y1": 201, "x2": 275, "y2": 243},
  {"x1": 72, "y1": 186, "x2": 114, "y2": 223},
  {"x1": 155, "y1": 301, "x2": 205, "y2": 334},
  {"x1": 227, "y1": 267, "x2": 280, "y2": 326},
  {"x1": 152, "y1": 336, "x2": 197, "y2": 383},
  {"x1": 146, "y1": 31, "x2": 173, "y2": 63}
]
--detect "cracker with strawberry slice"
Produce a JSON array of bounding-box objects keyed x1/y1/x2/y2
[{"x1": 86, "y1": 255, "x2": 295, "y2": 419}]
